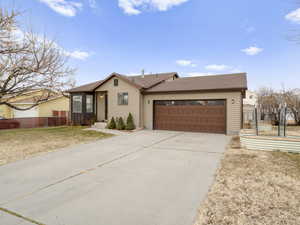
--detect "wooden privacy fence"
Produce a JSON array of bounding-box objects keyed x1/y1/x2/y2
[{"x1": 0, "y1": 117, "x2": 68, "y2": 130}]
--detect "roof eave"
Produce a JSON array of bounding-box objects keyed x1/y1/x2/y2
[{"x1": 143, "y1": 87, "x2": 248, "y2": 94}]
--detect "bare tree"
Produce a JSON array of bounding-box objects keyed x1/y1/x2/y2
[
  {"x1": 0, "y1": 9, "x2": 75, "y2": 111},
  {"x1": 257, "y1": 87, "x2": 281, "y2": 124},
  {"x1": 257, "y1": 87, "x2": 300, "y2": 125},
  {"x1": 283, "y1": 89, "x2": 300, "y2": 125}
]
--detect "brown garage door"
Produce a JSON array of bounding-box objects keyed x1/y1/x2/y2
[{"x1": 154, "y1": 100, "x2": 226, "y2": 134}]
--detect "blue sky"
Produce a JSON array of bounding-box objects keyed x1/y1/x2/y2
[{"x1": 2, "y1": 0, "x2": 300, "y2": 90}]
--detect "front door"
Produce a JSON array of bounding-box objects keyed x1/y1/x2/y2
[
  {"x1": 105, "y1": 93, "x2": 108, "y2": 120},
  {"x1": 96, "y1": 92, "x2": 107, "y2": 122}
]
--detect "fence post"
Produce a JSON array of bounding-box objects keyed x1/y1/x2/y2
[
  {"x1": 255, "y1": 106, "x2": 258, "y2": 136},
  {"x1": 284, "y1": 105, "x2": 287, "y2": 137},
  {"x1": 278, "y1": 107, "x2": 280, "y2": 136}
]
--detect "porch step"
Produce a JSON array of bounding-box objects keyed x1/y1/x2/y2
[{"x1": 92, "y1": 122, "x2": 107, "y2": 129}]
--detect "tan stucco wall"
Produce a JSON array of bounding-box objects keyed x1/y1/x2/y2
[
  {"x1": 95, "y1": 78, "x2": 141, "y2": 127},
  {"x1": 38, "y1": 96, "x2": 69, "y2": 117},
  {"x1": 0, "y1": 105, "x2": 12, "y2": 118},
  {"x1": 143, "y1": 91, "x2": 242, "y2": 134}
]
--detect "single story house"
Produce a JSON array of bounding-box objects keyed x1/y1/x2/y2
[
  {"x1": 0, "y1": 89, "x2": 69, "y2": 119},
  {"x1": 67, "y1": 72, "x2": 247, "y2": 134}
]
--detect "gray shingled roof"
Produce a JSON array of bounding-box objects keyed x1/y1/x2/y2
[
  {"x1": 144, "y1": 73, "x2": 247, "y2": 93},
  {"x1": 67, "y1": 72, "x2": 177, "y2": 92},
  {"x1": 126, "y1": 73, "x2": 178, "y2": 89},
  {"x1": 67, "y1": 80, "x2": 103, "y2": 93},
  {"x1": 67, "y1": 72, "x2": 247, "y2": 93}
]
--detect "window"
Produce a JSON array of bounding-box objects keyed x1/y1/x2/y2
[
  {"x1": 118, "y1": 92, "x2": 128, "y2": 105},
  {"x1": 114, "y1": 79, "x2": 118, "y2": 86},
  {"x1": 72, "y1": 95, "x2": 82, "y2": 113},
  {"x1": 86, "y1": 95, "x2": 93, "y2": 113}
]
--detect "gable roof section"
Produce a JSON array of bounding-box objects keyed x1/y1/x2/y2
[
  {"x1": 126, "y1": 72, "x2": 178, "y2": 89},
  {"x1": 67, "y1": 72, "x2": 178, "y2": 93},
  {"x1": 67, "y1": 80, "x2": 103, "y2": 93},
  {"x1": 144, "y1": 73, "x2": 247, "y2": 93},
  {"x1": 97, "y1": 73, "x2": 143, "y2": 90}
]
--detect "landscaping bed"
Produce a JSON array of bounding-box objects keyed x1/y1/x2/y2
[
  {"x1": 194, "y1": 136, "x2": 300, "y2": 225},
  {"x1": 0, "y1": 126, "x2": 112, "y2": 166}
]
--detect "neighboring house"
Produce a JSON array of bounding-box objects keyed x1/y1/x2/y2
[
  {"x1": 243, "y1": 90, "x2": 257, "y2": 124},
  {"x1": 67, "y1": 72, "x2": 247, "y2": 134},
  {"x1": 0, "y1": 89, "x2": 69, "y2": 119}
]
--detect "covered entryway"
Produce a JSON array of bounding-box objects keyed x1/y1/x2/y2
[{"x1": 154, "y1": 100, "x2": 226, "y2": 134}]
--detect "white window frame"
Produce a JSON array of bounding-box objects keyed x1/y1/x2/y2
[
  {"x1": 72, "y1": 95, "x2": 82, "y2": 113},
  {"x1": 86, "y1": 95, "x2": 93, "y2": 113}
]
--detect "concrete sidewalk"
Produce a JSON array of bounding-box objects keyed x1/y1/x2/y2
[{"x1": 0, "y1": 130, "x2": 230, "y2": 225}]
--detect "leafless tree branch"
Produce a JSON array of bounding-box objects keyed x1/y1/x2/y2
[{"x1": 0, "y1": 8, "x2": 75, "y2": 111}]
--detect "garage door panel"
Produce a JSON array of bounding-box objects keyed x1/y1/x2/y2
[{"x1": 154, "y1": 100, "x2": 226, "y2": 134}]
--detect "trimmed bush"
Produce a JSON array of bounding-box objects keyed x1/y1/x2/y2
[
  {"x1": 125, "y1": 113, "x2": 136, "y2": 130},
  {"x1": 116, "y1": 117, "x2": 125, "y2": 130},
  {"x1": 107, "y1": 117, "x2": 116, "y2": 129}
]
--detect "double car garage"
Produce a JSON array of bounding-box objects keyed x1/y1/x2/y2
[{"x1": 153, "y1": 100, "x2": 226, "y2": 134}]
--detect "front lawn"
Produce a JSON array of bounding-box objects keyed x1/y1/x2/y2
[
  {"x1": 194, "y1": 136, "x2": 300, "y2": 225},
  {"x1": 0, "y1": 126, "x2": 113, "y2": 166}
]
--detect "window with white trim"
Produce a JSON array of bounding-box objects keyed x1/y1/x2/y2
[
  {"x1": 86, "y1": 95, "x2": 93, "y2": 113},
  {"x1": 72, "y1": 95, "x2": 82, "y2": 113}
]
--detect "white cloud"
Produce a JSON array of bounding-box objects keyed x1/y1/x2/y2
[
  {"x1": 38, "y1": 0, "x2": 82, "y2": 17},
  {"x1": 9, "y1": 27, "x2": 91, "y2": 60},
  {"x1": 230, "y1": 68, "x2": 242, "y2": 73},
  {"x1": 88, "y1": 0, "x2": 97, "y2": 8},
  {"x1": 241, "y1": 46, "x2": 263, "y2": 56},
  {"x1": 63, "y1": 50, "x2": 91, "y2": 60},
  {"x1": 285, "y1": 8, "x2": 300, "y2": 24},
  {"x1": 187, "y1": 72, "x2": 211, "y2": 77},
  {"x1": 118, "y1": 0, "x2": 141, "y2": 15},
  {"x1": 205, "y1": 64, "x2": 231, "y2": 71},
  {"x1": 118, "y1": 0, "x2": 189, "y2": 15},
  {"x1": 176, "y1": 59, "x2": 197, "y2": 67},
  {"x1": 127, "y1": 72, "x2": 141, "y2": 76}
]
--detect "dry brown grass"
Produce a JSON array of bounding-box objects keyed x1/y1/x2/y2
[
  {"x1": 0, "y1": 126, "x2": 112, "y2": 166},
  {"x1": 194, "y1": 136, "x2": 300, "y2": 225},
  {"x1": 260, "y1": 126, "x2": 300, "y2": 137}
]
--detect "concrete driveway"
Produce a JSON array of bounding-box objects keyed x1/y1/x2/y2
[{"x1": 0, "y1": 130, "x2": 230, "y2": 225}]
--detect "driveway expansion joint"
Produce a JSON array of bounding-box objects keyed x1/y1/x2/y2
[
  {"x1": 0, "y1": 207, "x2": 46, "y2": 225},
  {"x1": 151, "y1": 147, "x2": 224, "y2": 154}
]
